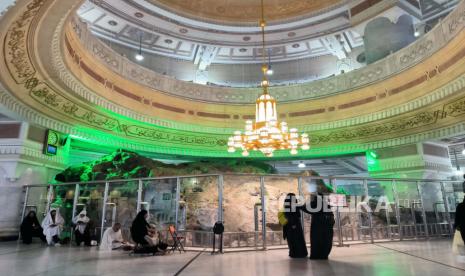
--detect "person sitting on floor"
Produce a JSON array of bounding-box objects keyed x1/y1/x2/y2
[
  {"x1": 100, "y1": 222, "x2": 133, "y2": 251},
  {"x1": 41, "y1": 208, "x2": 64, "y2": 246},
  {"x1": 20, "y1": 211, "x2": 46, "y2": 244},
  {"x1": 72, "y1": 210, "x2": 91, "y2": 246},
  {"x1": 148, "y1": 224, "x2": 168, "y2": 253},
  {"x1": 130, "y1": 210, "x2": 164, "y2": 254}
]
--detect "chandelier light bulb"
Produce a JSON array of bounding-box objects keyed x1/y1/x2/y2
[{"x1": 135, "y1": 54, "x2": 144, "y2": 61}]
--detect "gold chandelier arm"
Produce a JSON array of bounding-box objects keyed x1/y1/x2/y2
[{"x1": 260, "y1": 0, "x2": 269, "y2": 94}]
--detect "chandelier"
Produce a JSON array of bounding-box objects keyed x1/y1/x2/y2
[{"x1": 227, "y1": 0, "x2": 310, "y2": 157}]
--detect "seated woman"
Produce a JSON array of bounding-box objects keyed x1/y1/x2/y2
[
  {"x1": 130, "y1": 210, "x2": 165, "y2": 254},
  {"x1": 20, "y1": 211, "x2": 46, "y2": 244},
  {"x1": 72, "y1": 210, "x2": 91, "y2": 246},
  {"x1": 41, "y1": 209, "x2": 64, "y2": 246}
]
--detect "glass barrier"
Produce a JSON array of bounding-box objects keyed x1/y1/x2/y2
[
  {"x1": 25, "y1": 186, "x2": 50, "y2": 221},
  {"x1": 50, "y1": 184, "x2": 76, "y2": 239},
  {"x1": 222, "y1": 175, "x2": 262, "y2": 248},
  {"x1": 75, "y1": 183, "x2": 106, "y2": 242},
  {"x1": 22, "y1": 175, "x2": 459, "y2": 249},
  {"x1": 394, "y1": 180, "x2": 426, "y2": 239},
  {"x1": 442, "y1": 181, "x2": 464, "y2": 228},
  {"x1": 367, "y1": 180, "x2": 394, "y2": 241},
  {"x1": 105, "y1": 181, "x2": 139, "y2": 240},
  {"x1": 180, "y1": 176, "x2": 219, "y2": 248},
  {"x1": 334, "y1": 179, "x2": 371, "y2": 244},
  {"x1": 263, "y1": 176, "x2": 299, "y2": 247},
  {"x1": 142, "y1": 178, "x2": 177, "y2": 230}
]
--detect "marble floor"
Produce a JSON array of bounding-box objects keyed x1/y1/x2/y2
[{"x1": 0, "y1": 240, "x2": 464, "y2": 276}]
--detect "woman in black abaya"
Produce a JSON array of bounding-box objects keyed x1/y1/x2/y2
[
  {"x1": 20, "y1": 211, "x2": 46, "y2": 244},
  {"x1": 131, "y1": 210, "x2": 150, "y2": 245},
  {"x1": 282, "y1": 193, "x2": 308, "y2": 258},
  {"x1": 302, "y1": 193, "x2": 335, "y2": 260}
]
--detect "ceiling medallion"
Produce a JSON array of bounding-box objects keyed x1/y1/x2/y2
[{"x1": 227, "y1": 0, "x2": 310, "y2": 157}]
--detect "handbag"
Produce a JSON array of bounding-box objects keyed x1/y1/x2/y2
[
  {"x1": 278, "y1": 210, "x2": 288, "y2": 226},
  {"x1": 452, "y1": 230, "x2": 465, "y2": 255}
]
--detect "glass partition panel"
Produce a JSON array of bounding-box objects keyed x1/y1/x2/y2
[
  {"x1": 50, "y1": 184, "x2": 76, "y2": 239},
  {"x1": 25, "y1": 186, "x2": 50, "y2": 221},
  {"x1": 105, "y1": 181, "x2": 139, "y2": 239},
  {"x1": 419, "y1": 181, "x2": 447, "y2": 236},
  {"x1": 76, "y1": 183, "x2": 106, "y2": 242},
  {"x1": 222, "y1": 175, "x2": 261, "y2": 248},
  {"x1": 179, "y1": 176, "x2": 218, "y2": 248},
  {"x1": 142, "y1": 178, "x2": 178, "y2": 230},
  {"x1": 333, "y1": 179, "x2": 369, "y2": 243},
  {"x1": 263, "y1": 176, "x2": 299, "y2": 247},
  {"x1": 443, "y1": 181, "x2": 464, "y2": 227},
  {"x1": 367, "y1": 180, "x2": 394, "y2": 241},
  {"x1": 394, "y1": 181, "x2": 425, "y2": 238}
]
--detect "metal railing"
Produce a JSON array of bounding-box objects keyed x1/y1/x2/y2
[{"x1": 20, "y1": 174, "x2": 464, "y2": 250}]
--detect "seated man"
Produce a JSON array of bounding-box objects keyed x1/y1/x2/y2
[
  {"x1": 72, "y1": 210, "x2": 91, "y2": 246},
  {"x1": 100, "y1": 223, "x2": 133, "y2": 251},
  {"x1": 41, "y1": 209, "x2": 64, "y2": 246}
]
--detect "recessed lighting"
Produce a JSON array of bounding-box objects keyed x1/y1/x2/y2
[{"x1": 135, "y1": 54, "x2": 144, "y2": 61}]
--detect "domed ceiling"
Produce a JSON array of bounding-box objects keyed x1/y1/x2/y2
[
  {"x1": 1, "y1": 0, "x2": 465, "y2": 161},
  {"x1": 151, "y1": 0, "x2": 343, "y2": 24}
]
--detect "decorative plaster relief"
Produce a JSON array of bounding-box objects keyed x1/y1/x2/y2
[{"x1": 67, "y1": 0, "x2": 465, "y2": 104}]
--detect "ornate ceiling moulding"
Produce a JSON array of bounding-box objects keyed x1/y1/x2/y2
[
  {"x1": 69, "y1": 0, "x2": 465, "y2": 105},
  {"x1": 61, "y1": 9, "x2": 465, "y2": 130},
  {"x1": 125, "y1": 0, "x2": 346, "y2": 26},
  {"x1": 2, "y1": 0, "x2": 465, "y2": 159}
]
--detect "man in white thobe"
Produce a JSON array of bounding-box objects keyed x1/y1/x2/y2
[
  {"x1": 41, "y1": 208, "x2": 64, "y2": 246},
  {"x1": 100, "y1": 223, "x2": 132, "y2": 251}
]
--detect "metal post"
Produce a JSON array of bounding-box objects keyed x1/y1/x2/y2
[
  {"x1": 18, "y1": 186, "x2": 30, "y2": 241},
  {"x1": 440, "y1": 182, "x2": 453, "y2": 235},
  {"x1": 385, "y1": 194, "x2": 392, "y2": 240},
  {"x1": 260, "y1": 176, "x2": 266, "y2": 250},
  {"x1": 137, "y1": 179, "x2": 143, "y2": 213},
  {"x1": 416, "y1": 181, "x2": 429, "y2": 238},
  {"x1": 72, "y1": 184, "x2": 80, "y2": 217},
  {"x1": 100, "y1": 182, "x2": 109, "y2": 240},
  {"x1": 331, "y1": 178, "x2": 343, "y2": 247},
  {"x1": 218, "y1": 175, "x2": 224, "y2": 222},
  {"x1": 392, "y1": 180, "x2": 403, "y2": 240},
  {"x1": 363, "y1": 179, "x2": 374, "y2": 243},
  {"x1": 45, "y1": 185, "x2": 54, "y2": 212},
  {"x1": 175, "y1": 177, "x2": 181, "y2": 230},
  {"x1": 20, "y1": 186, "x2": 30, "y2": 224},
  {"x1": 297, "y1": 177, "x2": 305, "y2": 235}
]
